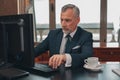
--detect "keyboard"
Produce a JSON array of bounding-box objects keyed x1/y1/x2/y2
[{"x1": 34, "y1": 63, "x2": 58, "y2": 72}]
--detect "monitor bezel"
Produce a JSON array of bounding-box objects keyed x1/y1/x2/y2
[{"x1": 0, "y1": 14, "x2": 34, "y2": 68}]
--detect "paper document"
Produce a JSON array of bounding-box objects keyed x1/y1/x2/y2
[{"x1": 112, "y1": 69, "x2": 120, "y2": 76}]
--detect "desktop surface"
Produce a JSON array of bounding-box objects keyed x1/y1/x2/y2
[{"x1": 14, "y1": 62, "x2": 120, "y2": 80}]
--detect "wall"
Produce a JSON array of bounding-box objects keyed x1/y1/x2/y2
[
  {"x1": 0, "y1": 0, "x2": 30, "y2": 16},
  {"x1": 0, "y1": 0, "x2": 18, "y2": 16}
]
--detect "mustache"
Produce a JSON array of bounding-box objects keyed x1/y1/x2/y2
[{"x1": 62, "y1": 27, "x2": 69, "y2": 30}]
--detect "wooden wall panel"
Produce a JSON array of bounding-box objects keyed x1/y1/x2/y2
[
  {"x1": 35, "y1": 47, "x2": 120, "y2": 63},
  {"x1": 94, "y1": 48, "x2": 120, "y2": 61},
  {"x1": 0, "y1": 0, "x2": 17, "y2": 16},
  {"x1": 0, "y1": 0, "x2": 30, "y2": 16}
]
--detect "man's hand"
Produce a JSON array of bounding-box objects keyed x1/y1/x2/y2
[{"x1": 48, "y1": 54, "x2": 66, "y2": 69}]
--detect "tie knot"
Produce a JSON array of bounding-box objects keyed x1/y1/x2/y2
[
  {"x1": 65, "y1": 34, "x2": 72, "y2": 41},
  {"x1": 66, "y1": 34, "x2": 71, "y2": 38}
]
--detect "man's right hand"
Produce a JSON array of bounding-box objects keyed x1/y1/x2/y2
[{"x1": 48, "y1": 54, "x2": 66, "y2": 69}]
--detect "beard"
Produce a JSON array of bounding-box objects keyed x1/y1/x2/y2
[{"x1": 62, "y1": 27, "x2": 71, "y2": 34}]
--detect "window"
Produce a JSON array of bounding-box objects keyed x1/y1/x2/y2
[
  {"x1": 33, "y1": 0, "x2": 119, "y2": 47},
  {"x1": 107, "y1": 0, "x2": 120, "y2": 47},
  {"x1": 34, "y1": 0, "x2": 49, "y2": 42}
]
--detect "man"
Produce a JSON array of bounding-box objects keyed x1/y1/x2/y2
[{"x1": 34, "y1": 4, "x2": 93, "y2": 69}]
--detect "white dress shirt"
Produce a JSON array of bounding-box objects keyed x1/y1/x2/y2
[{"x1": 59, "y1": 28, "x2": 77, "y2": 67}]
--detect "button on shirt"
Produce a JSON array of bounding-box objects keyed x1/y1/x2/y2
[{"x1": 59, "y1": 28, "x2": 77, "y2": 67}]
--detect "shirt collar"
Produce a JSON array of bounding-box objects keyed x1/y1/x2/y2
[{"x1": 63, "y1": 27, "x2": 77, "y2": 38}]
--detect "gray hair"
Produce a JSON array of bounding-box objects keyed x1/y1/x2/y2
[{"x1": 61, "y1": 4, "x2": 80, "y2": 17}]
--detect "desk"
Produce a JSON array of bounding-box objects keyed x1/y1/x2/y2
[{"x1": 15, "y1": 62, "x2": 120, "y2": 80}]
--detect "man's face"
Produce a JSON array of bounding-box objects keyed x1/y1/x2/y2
[{"x1": 60, "y1": 9, "x2": 80, "y2": 34}]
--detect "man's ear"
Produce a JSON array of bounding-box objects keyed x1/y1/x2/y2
[{"x1": 77, "y1": 17, "x2": 80, "y2": 24}]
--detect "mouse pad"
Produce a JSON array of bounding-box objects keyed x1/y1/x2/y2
[{"x1": 0, "y1": 67, "x2": 29, "y2": 79}]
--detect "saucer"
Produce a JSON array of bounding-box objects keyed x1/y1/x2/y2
[{"x1": 83, "y1": 64, "x2": 102, "y2": 71}]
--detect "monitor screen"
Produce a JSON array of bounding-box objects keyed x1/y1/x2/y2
[{"x1": 0, "y1": 14, "x2": 34, "y2": 67}]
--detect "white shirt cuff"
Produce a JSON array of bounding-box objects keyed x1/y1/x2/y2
[{"x1": 65, "y1": 54, "x2": 72, "y2": 67}]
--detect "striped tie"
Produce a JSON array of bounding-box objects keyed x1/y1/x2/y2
[{"x1": 65, "y1": 34, "x2": 71, "y2": 53}]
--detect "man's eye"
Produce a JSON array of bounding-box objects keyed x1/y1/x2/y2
[
  {"x1": 61, "y1": 19, "x2": 63, "y2": 21},
  {"x1": 61, "y1": 19, "x2": 71, "y2": 22},
  {"x1": 65, "y1": 19, "x2": 71, "y2": 22}
]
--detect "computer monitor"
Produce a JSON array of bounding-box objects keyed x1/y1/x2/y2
[{"x1": 0, "y1": 14, "x2": 34, "y2": 68}]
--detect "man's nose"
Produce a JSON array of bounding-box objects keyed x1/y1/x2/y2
[{"x1": 61, "y1": 21, "x2": 67, "y2": 27}]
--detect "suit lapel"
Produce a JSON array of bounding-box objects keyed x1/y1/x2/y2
[
  {"x1": 55, "y1": 32, "x2": 63, "y2": 53},
  {"x1": 54, "y1": 27, "x2": 82, "y2": 53},
  {"x1": 68, "y1": 27, "x2": 82, "y2": 52}
]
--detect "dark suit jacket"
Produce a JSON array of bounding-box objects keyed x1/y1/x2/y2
[{"x1": 34, "y1": 27, "x2": 93, "y2": 68}]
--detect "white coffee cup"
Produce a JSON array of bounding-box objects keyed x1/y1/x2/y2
[{"x1": 84, "y1": 57, "x2": 99, "y2": 68}]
